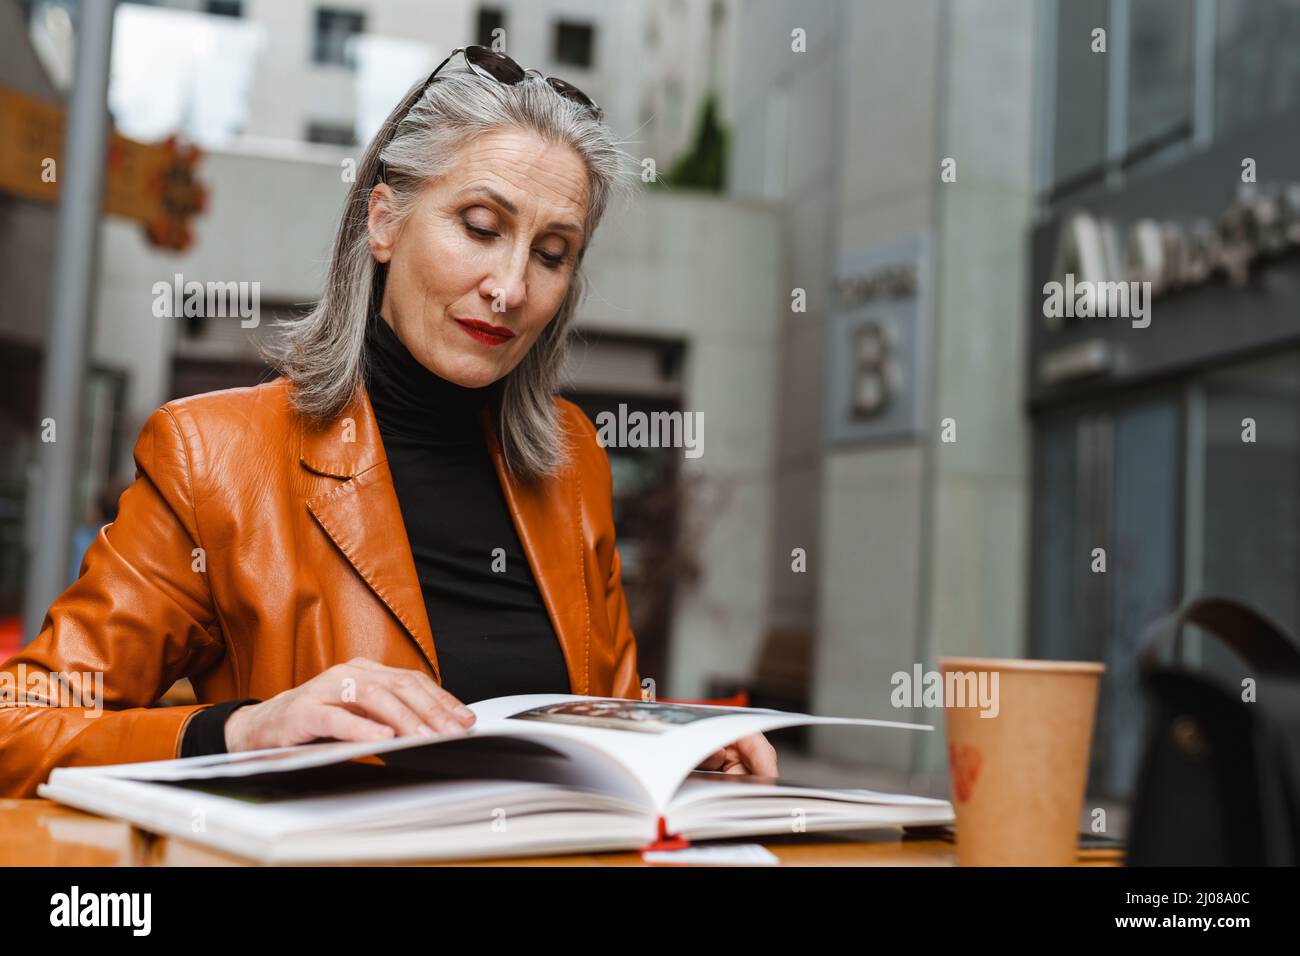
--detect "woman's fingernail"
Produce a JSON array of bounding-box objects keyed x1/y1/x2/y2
[
  {"x1": 417, "y1": 723, "x2": 434, "y2": 736},
  {"x1": 457, "y1": 707, "x2": 475, "y2": 721}
]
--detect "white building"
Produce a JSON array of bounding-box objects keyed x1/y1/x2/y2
[{"x1": 727, "y1": 0, "x2": 1037, "y2": 781}]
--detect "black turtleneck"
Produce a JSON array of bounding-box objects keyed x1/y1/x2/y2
[
  {"x1": 361, "y1": 312, "x2": 570, "y2": 704},
  {"x1": 180, "y1": 313, "x2": 570, "y2": 758}
]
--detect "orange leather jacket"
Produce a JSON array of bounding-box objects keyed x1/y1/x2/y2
[{"x1": 0, "y1": 377, "x2": 640, "y2": 797}]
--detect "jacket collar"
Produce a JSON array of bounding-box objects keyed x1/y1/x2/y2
[
  {"x1": 298, "y1": 387, "x2": 386, "y2": 479},
  {"x1": 297, "y1": 385, "x2": 593, "y2": 694}
]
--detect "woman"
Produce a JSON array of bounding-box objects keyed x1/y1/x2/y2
[{"x1": 0, "y1": 47, "x2": 776, "y2": 798}]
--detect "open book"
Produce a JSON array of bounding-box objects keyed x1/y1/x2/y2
[{"x1": 37, "y1": 694, "x2": 954, "y2": 863}]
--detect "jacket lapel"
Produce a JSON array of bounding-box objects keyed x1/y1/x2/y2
[
  {"x1": 297, "y1": 386, "x2": 592, "y2": 695},
  {"x1": 481, "y1": 405, "x2": 592, "y2": 695},
  {"x1": 300, "y1": 388, "x2": 442, "y2": 682}
]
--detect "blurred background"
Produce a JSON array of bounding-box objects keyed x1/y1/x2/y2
[{"x1": 2, "y1": 0, "x2": 1298, "y2": 825}]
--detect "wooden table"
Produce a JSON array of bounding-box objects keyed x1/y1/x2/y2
[
  {"x1": 0, "y1": 799, "x2": 151, "y2": 866},
  {"x1": 0, "y1": 799, "x2": 1123, "y2": 866}
]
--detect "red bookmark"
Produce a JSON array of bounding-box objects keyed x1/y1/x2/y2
[{"x1": 643, "y1": 816, "x2": 690, "y2": 852}]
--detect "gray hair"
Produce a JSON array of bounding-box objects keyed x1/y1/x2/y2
[{"x1": 264, "y1": 65, "x2": 636, "y2": 482}]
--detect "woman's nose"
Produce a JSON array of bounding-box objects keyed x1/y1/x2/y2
[{"x1": 482, "y1": 243, "x2": 530, "y2": 313}]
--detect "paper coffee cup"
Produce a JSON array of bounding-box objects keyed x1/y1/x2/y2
[{"x1": 937, "y1": 657, "x2": 1104, "y2": 866}]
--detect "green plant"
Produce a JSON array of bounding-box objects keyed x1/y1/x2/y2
[{"x1": 654, "y1": 92, "x2": 728, "y2": 193}]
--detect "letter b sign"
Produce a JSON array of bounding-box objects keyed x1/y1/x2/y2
[{"x1": 850, "y1": 320, "x2": 897, "y2": 419}]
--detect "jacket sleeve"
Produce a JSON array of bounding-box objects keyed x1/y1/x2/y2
[{"x1": 0, "y1": 406, "x2": 226, "y2": 797}]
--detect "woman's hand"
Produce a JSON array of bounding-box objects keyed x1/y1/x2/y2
[
  {"x1": 224, "y1": 657, "x2": 476, "y2": 752},
  {"x1": 695, "y1": 732, "x2": 779, "y2": 776}
]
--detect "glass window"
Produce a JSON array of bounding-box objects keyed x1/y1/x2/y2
[
  {"x1": 1032, "y1": 396, "x2": 1184, "y2": 799},
  {"x1": 1031, "y1": 350, "x2": 1300, "y2": 797},
  {"x1": 313, "y1": 7, "x2": 365, "y2": 69},
  {"x1": 477, "y1": 8, "x2": 505, "y2": 50},
  {"x1": 1126, "y1": 0, "x2": 1194, "y2": 163},
  {"x1": 1100, "y1": 397, "x2": 1181, "y2": 797},
  {"x1": 305, "y1": 120, "x2": 356, "y2": 146},
  {"x1": 1052, "y1": 0, "x2": 1111, "y2": 193},
  {"x1": 554, "y1": 20, "x2": 595, "y2": 68},
  {"x1": 1033, "y1": 420, "x2": 1079, "y2": 661},
  {"x1": 1215, "y1": 0, "x2": 1300, "y2": 136},
  {"x1": 1197, "y1": 353, "x2": 1300, "y2": 665}
]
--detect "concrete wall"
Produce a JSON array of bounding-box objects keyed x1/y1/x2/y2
[
  {"x1": 812, "y1": 0, "x2": 943, "y2": 770},
  {"x1": 915, "y1": 0, "x2": 1037, "y2": 776},
  {"x1": 579, "y1": 191, "x2": 785, "y2": 698},
  {"x1": 725, "y1": 0, "x2": 843, "y2": 687},
  {"x1": 725, "y1": 0, "x2": 1037, "y2": 777}
]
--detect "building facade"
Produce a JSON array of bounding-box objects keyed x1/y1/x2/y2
[
  {"x1": 728, "y1": 0, "x2": 1300, "y2": 796},
  {"x1": 727, "y1": 0, "x2": 1037, "y2": 779},
  {"x1": 1028, "y1": 0, "x2": 1300, "y2": 799}
]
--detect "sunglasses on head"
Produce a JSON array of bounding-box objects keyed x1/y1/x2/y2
[{"x1": 377, "y1": 45, "x2": 603, "y2": 184}]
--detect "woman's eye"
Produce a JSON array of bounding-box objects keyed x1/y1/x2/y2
[{"x1": 464, "y1": 218, "x2": 565, "y2": 268}]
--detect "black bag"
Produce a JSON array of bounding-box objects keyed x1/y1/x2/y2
[{"x1": 1128, "y1": 597, "x2": 1300, "y2": 865}]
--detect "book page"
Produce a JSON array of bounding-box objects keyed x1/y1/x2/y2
[
  {"x1": 67, "y1": 694, "x2": 934, "y2": 814},
  {"x1": 464, "y1": 695, "x2": 934, "y2": 812}
]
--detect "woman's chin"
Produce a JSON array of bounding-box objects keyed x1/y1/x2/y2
[{"x1": 437, "y1": 356, "x2": 505, "y2": 390}]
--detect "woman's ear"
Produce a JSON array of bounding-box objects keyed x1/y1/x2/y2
[{"x1": 367, "y1": 183, "x2": 397, "y2": 263}]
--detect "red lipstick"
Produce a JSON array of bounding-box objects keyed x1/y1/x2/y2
[{"x1": 454, "y1": 317, "x2": 515, "y2": 347}]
